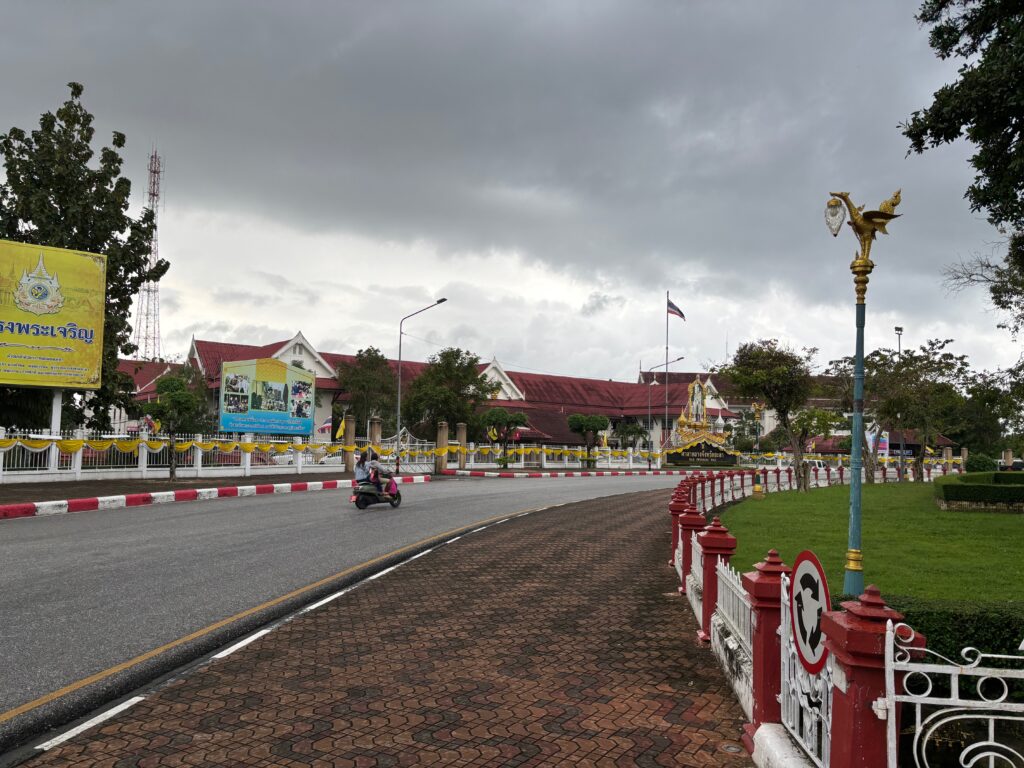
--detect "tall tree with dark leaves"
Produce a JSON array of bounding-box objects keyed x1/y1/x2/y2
[
  {"x1": 0, "y1": 82, "x2": 168, "y2": 430},
  {"x1": 404, "y1": 348, "x2": 498, "y2": 435},
  {"x1": 721, "y1": 340, "x2": 817, "y2": 490},
  {"x1": 335, "y1": 347, "x2": 396, "y2": 436},
  {"x1": 904, "y1": 1, "x2": 1024, "y2": 337}
]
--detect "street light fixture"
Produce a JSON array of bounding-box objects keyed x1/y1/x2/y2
[
  {"x1": 826, "y1": 188, "x2": 902, "y2": 596},
  {"x1": 396, "y1": 298, "x2": 447, "y2": 473},
  {"x1": 646, "y1": 355, "x2": 685, "y2": 469}
]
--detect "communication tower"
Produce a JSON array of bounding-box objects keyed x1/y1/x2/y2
[{"x1": 132, "y1": 149, "x2": 163, "y2": 360}]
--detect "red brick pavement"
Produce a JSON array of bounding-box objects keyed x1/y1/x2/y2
[{"x1": 23, "y1": 492, "x2": 753, "y2": 767}]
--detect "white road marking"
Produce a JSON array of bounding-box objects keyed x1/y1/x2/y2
[
  {"x1": 408, "y1": 548, "x2": 434, "y2": 560},
  {"x1": 471, "y1": 526, "x2": 487, "y2": 533},
  {"x1": 446, "y1": 536, "x2": 462, "y2": 543},
  {"x1": 212, "y1": 629, "x2": 271, "y2": 659},
  {"x1": 36, "y1": 696, "x2": 145, "y2": 750},
  {"x1": 300, "y1": 589, "x2": 351, "y2": 613}
]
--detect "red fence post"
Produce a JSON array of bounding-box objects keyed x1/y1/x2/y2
[
  {"x1": 838, "y1": 465, "x2": 845, "y2": 485},
  {"x1": 825, "y1": 465, "x2": 832, "y2": 486},
  {"x1": 697, "y1": 517, "x2": 737, "y2": 642},
  {"x1": 668, "y1": 482, "x2": 687, "y2": 566},
  {"x1": 678, "y1": 491, "x2": 706, "y2": 596},
  {"x1": 741, "y1": 549, "x2": 791, "y2": 752},
  {"x1": 822, "y1": 586, "x2": 907, "y2": 768},
  {"x1": 785, "y1": 467, "x2": 793, "y2": 489}
]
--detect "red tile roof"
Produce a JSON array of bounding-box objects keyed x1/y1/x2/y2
[{"x1": 117, "y1": 360, "x2": 182, "y2": 400}]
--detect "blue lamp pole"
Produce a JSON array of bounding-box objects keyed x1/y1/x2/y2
[{"x1": 826, "y1": 189, "x2": 902, "y2": 595}]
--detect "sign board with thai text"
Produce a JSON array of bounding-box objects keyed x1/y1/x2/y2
[
  {"x1": 0, "y1": 239, "x2": 107, "y2": 389},
  {"x1": 219, "y1": 358, "x2": 315, "y2": 435}
]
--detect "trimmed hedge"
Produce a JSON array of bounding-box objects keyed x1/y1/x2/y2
[
  {"x1": 934, "y1": 471, "x2": 1024, "y2": 503},
  {"x1": 832, "y1": 595, "x2": 1023, "y2": 660}
]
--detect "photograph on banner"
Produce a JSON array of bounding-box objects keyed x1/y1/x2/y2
[
  {"x1": 219, "y1": 358, "x2": 315, "y2": 435},
  {"x1": 0, "y1": 238, "x2": 107, "y2": 389}
]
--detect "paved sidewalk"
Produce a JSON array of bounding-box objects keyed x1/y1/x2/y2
[{"x1": 20, "y1": 491, "x2": 752, "y2": 767}]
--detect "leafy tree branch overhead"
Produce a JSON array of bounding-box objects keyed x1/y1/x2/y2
[{"x1": 905, "y1": 0, "x2": 1024, "y2": 338}]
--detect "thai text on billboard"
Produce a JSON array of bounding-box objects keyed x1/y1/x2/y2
[
  {"x1": 0, "y1": 239, "x2": 107, "y2": 389},
  {"x1": 220, "y1": 358, "x2": 315, "y2": 435}
]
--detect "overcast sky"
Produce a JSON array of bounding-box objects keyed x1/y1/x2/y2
[{"x1": 1, "y1": 1, "x2": 1015, "y2": 381}]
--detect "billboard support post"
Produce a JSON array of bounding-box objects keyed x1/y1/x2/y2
[{"x1": 48, "y1": 389, "x2": 62, "y2": 472}]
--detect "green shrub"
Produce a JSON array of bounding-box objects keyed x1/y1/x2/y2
[
  {"x1": 937, "y1": 482, "x2": 1024, "y2": 504},
  {"x1": 966, "y1": 452, "x2": 998, "y2": 472},
  {"x1": 933, "y1": 470, "x2": 1024, "y2": 504},
  {"x1": 831, "y1": 595, "x2": 1023, "y2": 660}
]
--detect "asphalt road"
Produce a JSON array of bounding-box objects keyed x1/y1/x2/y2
[{"x1": 0, "y1": 475, "x2": 681, "y2": 754}]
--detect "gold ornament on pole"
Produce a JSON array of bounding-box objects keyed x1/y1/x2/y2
[{"x1": 826, "y1": 190, "x2": 901, "y2": 303}]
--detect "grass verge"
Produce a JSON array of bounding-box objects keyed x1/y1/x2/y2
[{"x1": 720, "y1": 482, "x2": 1023, "y2": 603}]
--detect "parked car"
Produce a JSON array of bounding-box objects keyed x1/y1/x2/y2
[{"x1": 998, "y1": 458, "x2": 1024, "y2": 471}]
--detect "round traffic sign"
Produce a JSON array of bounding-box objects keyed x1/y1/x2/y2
[{"x1": 789, "y1": 550, "x2": 831, "y2": 674}]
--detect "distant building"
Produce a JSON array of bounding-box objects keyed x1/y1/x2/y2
[{"x1": 117, "y1": 331, "x2": 744, "y2": 444}]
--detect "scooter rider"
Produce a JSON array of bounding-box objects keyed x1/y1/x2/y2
[
  {"x1": 355, "y1": 451, "x2": 372, "y2": 485},
  {"x1": 367, "y1": 450, "x2": 384, "y2": 494}
]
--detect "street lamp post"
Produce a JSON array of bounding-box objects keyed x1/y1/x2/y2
[
  {"x1": 396, "y1": 298, "x2": 447, "y2": 474},
  {"x1": 646, "y1": 356, "x2": 685, "y2": 469},
  {"x1": 826, "y1": 188, "x2": 902, "y2": 595},
  {"x1": 895, "y1": 326, "x2": 905, "y2": 482}
]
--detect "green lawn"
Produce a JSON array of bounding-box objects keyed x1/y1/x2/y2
[{"x1": 720, "y1": 482, "x2": 1024, "y2": 604}]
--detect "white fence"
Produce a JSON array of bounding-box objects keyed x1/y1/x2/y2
[
  {"x1": 0, "y1": 431, "x2": 437, "y2": 484},
  {"x1": 885, "y1": 621, "x2": 1024, "y2": 768}
]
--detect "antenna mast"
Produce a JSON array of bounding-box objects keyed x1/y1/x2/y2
[{"x1": 132, "y1": 148, "x2": 163, "y2": 360}]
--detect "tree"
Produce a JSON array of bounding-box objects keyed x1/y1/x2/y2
[
  {"x1": 612, "y1": 420, "x2": 648, "y2": 450},
  {"x1": 482, "y1": 407, "x2": 528, "y2": 467},
  {"x1": 903, "y1": 2, "x2": 1024, "y2": 337},
  {"x1": 721, "y1": 340, "x2": 817, "y2": 489},
  {"x1": 404, "y1": 348, "x2": 498, "y2": 435},
  {"x1": 336, "y1": 347, "x2": 396, "y2": 437},
  {"x1": 567, "y1": 413, "x2": 610, "y2": 466},
  {"x1": 143, "y1": 368, "x2": 216, "y2": 478},
  {"x1": 872, "y1": 339, "x2": 971, "y2": 480},
  {"x1": 0, "y1": 82, "x2": 168, "y2": 430},
  {"x1": 824, "y1": 351, "x2": 894, "y2": 483}
]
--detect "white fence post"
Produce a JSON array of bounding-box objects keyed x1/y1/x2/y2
[
  {"x1": 139, "y1": 430, "x2": 149, "y2": 479},
  {"x1": 294, "y1": 436, "x2": 303, "y2": 475},
  {"x1": 73, "y1": 428, "x2": 84, "y2": 480},
  {"x1": 195, "y1": 434, "x2": 204, "y2": 478}
]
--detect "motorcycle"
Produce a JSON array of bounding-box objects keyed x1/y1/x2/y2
[{"x1": 350, "y1": 469, "x2": 402, "y2": 509}]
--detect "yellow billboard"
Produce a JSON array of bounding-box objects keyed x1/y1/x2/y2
[{"x1": 0, "y1": 238, "x2": 107, "y2": 389}]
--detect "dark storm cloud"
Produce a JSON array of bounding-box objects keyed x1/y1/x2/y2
[{"x1": 0, "y1": 1, "x2": 999, "y2": 326}]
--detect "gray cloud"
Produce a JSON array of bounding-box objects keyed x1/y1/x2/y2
[
  {"x1": 581, "y1": 292, "x2": 624, "y2": 317},
  {"x1": 1, "y1": 1, "x2": 1015, "y2": 373}
]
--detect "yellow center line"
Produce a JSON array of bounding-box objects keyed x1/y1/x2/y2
[{"x1": 0, "y1": 507, "x2": 541, "y2": 726}]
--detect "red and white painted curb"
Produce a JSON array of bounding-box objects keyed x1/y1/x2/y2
[
  {"x1": 440, "y1": 469, "x2": 692, "y2": 479},
  {"x1": 0, "y1": 475, "x2": 431, "y2": 520}
]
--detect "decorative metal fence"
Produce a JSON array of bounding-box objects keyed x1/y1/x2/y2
[
  {"x1": 885, "y1": 621, "x2": 1024, "y2": 768},
  {"x1": 686, "y1": 533, "x2": 704, "y2": 621},
  {"x1": 715, "y1": 556, "x2": 752, "y2": 659},
  {"x1": 780, "y1": 572, "x2": 833, "y2": 768}
]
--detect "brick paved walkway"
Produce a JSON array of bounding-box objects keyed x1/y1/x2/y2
[{"x1": 23, "y1": 492, "x2": 752, "y2": 767}]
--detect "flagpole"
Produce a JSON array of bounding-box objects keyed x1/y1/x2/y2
[{"x1": 664, "y1": 291, "x2": 669, "y2": 452}]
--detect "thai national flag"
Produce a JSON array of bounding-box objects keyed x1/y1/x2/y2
[
  {"x1": 667, "y1": 297, "x2": 686, "y2": 321},
  {"x1": 317, "y1": 416, "x2": 332, "y2": 433}
]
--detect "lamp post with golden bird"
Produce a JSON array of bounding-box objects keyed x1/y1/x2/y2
[{"x1": 825, "y1": 188, "x2": 902, "y2": 595}]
